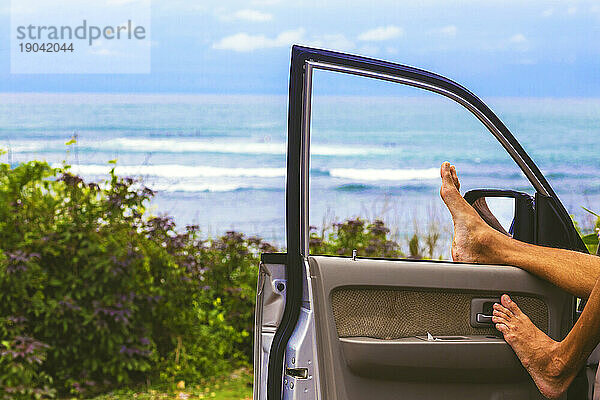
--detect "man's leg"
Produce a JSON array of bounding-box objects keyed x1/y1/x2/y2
[
  {"x1": 439, "y1": 161, "x2": 600, "y2": 298},
  {"x1": 491, "y1": 278, "x2": 600, "y2": 399},
  {"x1": 439, "y1": 161, "x2": 600, "y2": 398}
]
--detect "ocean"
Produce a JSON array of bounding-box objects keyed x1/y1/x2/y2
[{"x1": 0, "y1": 93, "x2": 598, "y2": 252}]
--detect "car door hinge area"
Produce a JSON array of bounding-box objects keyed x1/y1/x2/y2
[{"x1": 285, "y1": 367, "x2": 308, "y2": 379}]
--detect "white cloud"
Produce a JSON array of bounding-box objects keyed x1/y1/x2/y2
[
  {"x1": 305, "y1": 34, "x2": 355, "y2": 51},
  {"x1": 431, "y1": 25, "x2": 457, "y2": 37},
  {"x1": 358, "y1": 25, "x2": 403, "y2": 41},
  {"x1": 212, "y1": 28, "x2": 304, "y2": 52},
  {"x1": 541, "y1": 8, "x2": 553, "y2": 17},
  {"x1": 212, "y1": 29, "x2": 358, "y2": 52},
  {"x1": 89, "y1": 41, "x2": 120, "y2": 56},
  {"x1": 508, "y1": 33, "x2": 529, "y2": 52},
  {"x1": 509, "y1": 33, "x2": 527, "y2": 44},
  {"x1": 230, "y1": 9, "x2": 272, "y2": 22},
  {"x1": 357, "y1": 45, "x2": 379, "y2": 55}
]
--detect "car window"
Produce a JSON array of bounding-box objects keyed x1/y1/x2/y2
[
  {"x1": 488, "y1": 98, "x2": 600, "y2": 235},
  {"x1": 308, "y1": 70, "x2": 533, "y2": 260}
]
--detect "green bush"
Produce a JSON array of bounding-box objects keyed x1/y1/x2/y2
[
  {"x1": 309, "y1": 218, "x2": 404, "y2": 258},
  {"x1": 0, "y1": 161, "x2": 272, "y2": 397},
  {"x1": 199, "y1": 232, "x2": 275, "y2": 362},
  {"x1": 0, "y1": 331, "x2": 55, "y2": 399},
  {"x1": 573, "y1": 208, "x2": 599, "y2": 254}
]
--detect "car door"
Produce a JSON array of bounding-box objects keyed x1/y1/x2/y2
[{"x1": 254, "y1": 46, "x2": 589, "y2": 400}]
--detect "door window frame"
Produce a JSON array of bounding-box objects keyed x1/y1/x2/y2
[{"x1": 289, "y1": 47, "x2": 562, "y2": 258}]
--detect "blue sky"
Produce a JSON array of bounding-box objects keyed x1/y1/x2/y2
[{"x1": 1, "y1": 0, "x2": 600, "y2": 96}]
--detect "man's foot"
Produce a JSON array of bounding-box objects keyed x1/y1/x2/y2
[
  {"x1": 493, "y1": 294, "x2": 575, "y2": 399},
  {"x1": 439, "y1": 162, "x2": 497, "y2": 262}
]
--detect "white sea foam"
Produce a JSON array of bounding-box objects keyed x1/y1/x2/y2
[
  {"x1": 329, "y1": 167, "x2": 439, "y2": 181},
  {"x1": 104, "y1": 138, "x2": 286, "y2": 155},
  {"x1": 58, "y1": 164, "x2": 286, "y2": 178},
  {"x1": 9, "y1": 143, "x2": 46, "y2": 152},
  {"x1": 103, "y1": 138, "x2": 392, "y2": 156},
  {"x1": 59, "y1": 163, "x2": 439, "y2": 183},
  {"x1": 151, "y1": 182, "x2": 251, "y2": 192},
  {"x1": 6, "y1": 138, "x2": 392, "y2": 157}
]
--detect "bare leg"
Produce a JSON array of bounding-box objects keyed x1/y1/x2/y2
[
  {"x1": 440, "y1": 161, "x2": 600, "y2": 298},
  {"x1": 492, "y1": 279, "x2": 600, "y2": 398}
]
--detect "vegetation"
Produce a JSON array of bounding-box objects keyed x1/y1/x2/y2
[
  {"x1": 88, "y1": 368, "x2": 252, "y2": 400},
  {"x1": 0, "y1": 160, "x2": 596, "y2": 399},
  {"x1": 0, "y1": 161, "x2": 274, "y2": 398},
  {"x1": 308, "y1": 216, "x2": 445, "y2": 259},
  {"x1": 577, "y1": 207, "x2": 600, "y2": 254}
]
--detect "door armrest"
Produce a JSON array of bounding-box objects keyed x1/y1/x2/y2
[{"x1": 340, "y1": 336, "x2": 528, "y2": 382}]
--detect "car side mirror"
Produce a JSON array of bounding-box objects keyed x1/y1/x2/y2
[{"x1": 464, "y1": 189, "x2": 535, "y2": 244}]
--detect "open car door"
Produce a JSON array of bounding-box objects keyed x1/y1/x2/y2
[{"x1": 254, "y1": 46, "x2": 590, "y2": 400}]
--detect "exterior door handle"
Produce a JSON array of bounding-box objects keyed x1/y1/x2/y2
[{"x1": 476, "y1": 313, "x2": 493, "y2": 324}]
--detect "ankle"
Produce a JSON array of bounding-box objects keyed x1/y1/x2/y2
[
  {"x1": 555, "y1": 340, "x2": 585, "y2": 372},
  {"x1": 548, "y1": 341, "x2": 583, "y2": 380},
  {"x1": 479, "y1": 228, "x2": 517, "y2": 265},
  {"x1": 468, "y1": 221, "x2": 502, "y2": 262}
]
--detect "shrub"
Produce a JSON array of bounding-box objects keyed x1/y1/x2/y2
[
  {"x1": 0, "y1": 161, "x2": 271, "y2": 397},
  {"x1": 0, "y1": 327, "x2": 55, "y2": 399},
  {"x1": 573, "y1": 208, "x2": 599, "y2": 254},
  {"x1": 199, "y1": 232, "x2": 275, "y2": 362},
  {"x1": 309, "y1": 218, "x2": 403, "y2": 257}
]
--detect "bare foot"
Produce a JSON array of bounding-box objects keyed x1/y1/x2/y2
[
  {"x1": 439, "y1": 162, "x2": 496, "y2": 262},
  {"x1": 493, "y1": 294, "x2": 575, "y2": 399}
]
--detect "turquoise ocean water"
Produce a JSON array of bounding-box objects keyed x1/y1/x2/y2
[{"x1": 0, "y1": 93, "x2": 598, "y2": 249}]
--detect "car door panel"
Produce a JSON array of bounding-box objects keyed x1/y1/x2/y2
[
  {"x1": 254, "y1": 256, "x2": 287, "y2": 400},
  {"x1": 258, "y1": 45, "x2": 589, "y2": 400},
  {"x1": 535, "y1": 193, "x2": 587, "y2": 251},
  {"x1": 309, "y1": 256, "x2": 571, "y2": 399}
]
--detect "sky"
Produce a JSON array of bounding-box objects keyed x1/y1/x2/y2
[{"x1": 1, "y1": 0, "x2": 600, "y2": 96}]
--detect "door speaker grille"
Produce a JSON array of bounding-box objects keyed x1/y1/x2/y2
[{"x1": 331, "y1": 287, "x2": 548, "y2": 339}]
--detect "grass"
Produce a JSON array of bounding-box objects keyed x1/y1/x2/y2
[{"x1": 87, "y1": 369, "x2": 252, "y2": 400}]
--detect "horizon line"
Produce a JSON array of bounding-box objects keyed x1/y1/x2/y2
[{"x1": 2, "y1": 92, "x2": 600, "y2": 101}]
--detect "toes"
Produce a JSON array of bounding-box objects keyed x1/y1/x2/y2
[
  {"x1": 439, "y1": 162, "x2": 485, "y2": 222},
  {"x1": 439, "y1": 163, "x2": 468, "y2": 208},
  {"x1": 493, "y1": 309, "x2": 511, "y2": 321},
  {"x1": 493, "y1": 302, "x2": 514, "y2": 318},
  {"x1": 440, "y1": 161, "x2": 450, "y2": 178},
  {"x1": 450, "y1": 165, "x2": 460, "y2": 190},
  {"x1": 495, "y1": 323, "x2": 508, "y2": 334},
  {"x1": 501, "y1": 294, "x2": 522, "y2": 316},
  {"x1": 492, "y1": 315, "x2": 508, "y2": 324},
  {"x1": 440, "y1": 162, "x2": 455, "y2": 188}
]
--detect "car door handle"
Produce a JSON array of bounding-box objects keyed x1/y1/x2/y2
[{"x1": 476, "y1": 313, "x2": 493, "y2": 324}]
